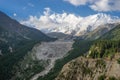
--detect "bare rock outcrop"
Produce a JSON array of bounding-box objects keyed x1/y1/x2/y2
[{"x1": 56, "y1": 53, "x2": 120, "y2": 80}]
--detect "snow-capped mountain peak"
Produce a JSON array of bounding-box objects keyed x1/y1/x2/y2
[{"x1": 21, "y1": 12, "x2": 120, "y2": 36}]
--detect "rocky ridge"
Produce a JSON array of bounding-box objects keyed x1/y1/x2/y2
[{"x1": 56, "y1": 53, "x2": 120, "y2": 80}]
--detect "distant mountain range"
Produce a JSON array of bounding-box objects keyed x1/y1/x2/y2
[{"x1": 22, "y1": 13, "x2": 120, "y2": 36}]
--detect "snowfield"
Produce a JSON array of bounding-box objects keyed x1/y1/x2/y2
[{"x1": 21, "y1": 9, "x2": 120, "y2": 36}]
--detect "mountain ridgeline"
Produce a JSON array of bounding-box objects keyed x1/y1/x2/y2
[
  {"x1": 56, "y1": 24, "x2": 120, "y2": 80},
  {"x1": 100, "y1": 24, "x2": 120, "y2": 40},
  {"x1": 0, "y1": 10, "x2": 120, "y2": 80},
  {"x1": 0, "y1": 11, "x2": 55, "y2": 55},
  {"x1": 0, "y1": 11, "x2": 56, "y2": 80},
  {"x1": 82, "y1": 23, "x2": 118, "y2": 40}
]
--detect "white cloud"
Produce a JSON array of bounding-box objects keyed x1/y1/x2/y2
[
  {"x1": 44, "y1": 7, "x2": 51, "y2": 16},
  {"x1": 22, "y1": 3, "x2": 34, "y2": 10},
  {"x1": 13, "y1": 13, "x2": 17, "y2": 17},
  {"x1": 90, "y1": 0, "x2": 110, "y2": 11},
  {"x1": 64, "y1": 0, "x2": 88, "y2": 6},
  {"x1": 28, "y1": 3, "x2": 34, "y2": 7},
  {"x1": 90, "y1": 0, "x2": 120, "y2": 11},
  {"x1": 21, "y1": 8, "x2": 120, "y2": 35},
  {"x1": 21, "y1": 8, "x2": 83, "y2": 33},
  {"x1": 64, "y1": 0, "x2": 120, "y2": 11}
]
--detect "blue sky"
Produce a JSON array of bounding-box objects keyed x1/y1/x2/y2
[{"x1": 0, "y1": 0, "x2": 120, "y2": 21}]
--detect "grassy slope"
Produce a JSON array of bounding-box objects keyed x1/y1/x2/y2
[{"x1": 100, "y1": 24, "x2": 120, "y2": 40}]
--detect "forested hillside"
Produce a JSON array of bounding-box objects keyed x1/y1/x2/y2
[
  {"x1": 55, "y1": 24, "x2": 120, "y2": 80},
  {"x1": 0, "y1": 11, "x2": 55, "y2": 80},
  {"x1": 88, "y1": 40, "x2": 120, "y2": 58}
]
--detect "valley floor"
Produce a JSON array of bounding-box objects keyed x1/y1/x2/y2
[{"x1": 30, "y1": 40, "x2": 74, "y2": 80}]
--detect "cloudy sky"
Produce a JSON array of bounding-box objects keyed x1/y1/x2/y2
[{"x1": 0, "y1": 0, "x2": 120, "y2": 20}]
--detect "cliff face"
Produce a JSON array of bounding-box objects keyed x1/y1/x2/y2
[{"x1": 56, "y1": 53, "x2": 120, "y2": 80}]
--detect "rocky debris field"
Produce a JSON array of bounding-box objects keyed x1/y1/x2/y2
[{"x1": 30, "y1": 40, "x2": 73, "y2": 80}]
